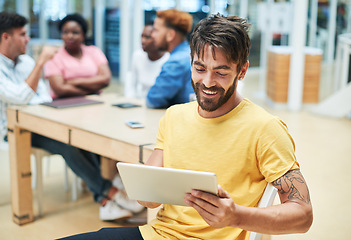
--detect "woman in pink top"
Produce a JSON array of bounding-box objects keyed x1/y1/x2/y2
[
  {"x1": 45, "y1": 14, "x2": 111, "y2": 98},
  {"x1": 43, "y1": 14, "x2": 144, "y2": 221}
]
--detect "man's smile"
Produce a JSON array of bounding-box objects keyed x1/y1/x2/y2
[{"x1": 202, "y1": 89, "x2": 217, "y2": 96}]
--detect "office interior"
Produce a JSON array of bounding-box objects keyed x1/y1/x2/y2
[{"x1": 0, "y1": 0, "x2": 350, "y2": 239}]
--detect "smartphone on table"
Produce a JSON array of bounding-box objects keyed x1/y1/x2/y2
[
  {"x1": 112, "y1": 103, "x2": 141, "y2": 108},
  {"x1": 125, "y1": 121, "x2": 144, "y2": 128}
]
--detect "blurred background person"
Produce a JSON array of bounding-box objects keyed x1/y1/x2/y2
[
  {"x1": 124, "y1": 22, "x2": 169, "y2": 99},
  {"x1": 43, "y1": 13, "x2": 144, "y2": 220},
  {"x1": 44, "y1": 13, "x2": 111, "y2": 98},
  {"x1": 0, "y1": 12, "x2": 56, "y2": 142},
  {"x1": 146, "y1": 9, "x2": 194, "y2": 109}
]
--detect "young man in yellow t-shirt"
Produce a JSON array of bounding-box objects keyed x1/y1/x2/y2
[{"x1": 58, "y1": 14, "x2": 312, "y2": 240}]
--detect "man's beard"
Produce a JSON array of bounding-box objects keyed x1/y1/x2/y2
[
  {"x1": 156, "y1": 35, "x2": 168, "y2": 51},
  {"x1": 191, "y1": 76, "x2": 238, "y2": 112}
]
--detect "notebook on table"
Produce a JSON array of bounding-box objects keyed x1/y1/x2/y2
[
  {"x1": 116, "y1": 162, "x2": 218, "y2": 206},
  {"x1": 41, "y1": 96, "x2": 103, "y2": 109}
]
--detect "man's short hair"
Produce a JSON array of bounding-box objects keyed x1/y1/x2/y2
[
  {"x1": 156, "y1": 9, "x2": 193, "y2": 36},
  {"x1": 58, "y1": 13, "x2": 88, "y2": 37},
  {"x1": 0, "y1": 12, "x2": 28, "y2": 39},
  {"x1": 190, "y1": 14, "x2": 251, "y2": 72}
]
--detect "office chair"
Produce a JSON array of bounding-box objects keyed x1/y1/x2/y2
[
  {"x1": 31, "y1": 147, "x2": 79, "y2": 216},
  {"x1": 249, "y1": 183, "x2": 278, "y2": 240}
]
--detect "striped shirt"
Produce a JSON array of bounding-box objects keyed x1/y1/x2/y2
[{"x1": 0, "y1": 53, "x2": 51, "y2": 140}]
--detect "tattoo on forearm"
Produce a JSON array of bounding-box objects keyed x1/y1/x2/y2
[{"x1": 272, "y1": 170, "x2": 311, "y2": 204}]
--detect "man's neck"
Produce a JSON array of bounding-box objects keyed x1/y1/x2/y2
[
  {"x1": 167, "y1": 36, "x2": 185, "y2": 53},
  {"x1": 0, "y1": 46, "x2": 17, "y2": 62},
  {"x1": 0, "y1": 52, "x2": 18, "y2": 64},
  {"x1": 198, "y1": 92, "x2": 243, "y2": 119},
  {"x1": 147, "y1": 51, "x2": 165, "y2": 61}
]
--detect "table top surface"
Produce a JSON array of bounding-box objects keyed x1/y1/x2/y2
[{"x1": 10, "y1": 94, "x2": 166, "y2": 146}]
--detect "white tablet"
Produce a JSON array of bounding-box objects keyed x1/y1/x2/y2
[{"x1": 116, "y1": 162, "x2": 218, "y2": 206}]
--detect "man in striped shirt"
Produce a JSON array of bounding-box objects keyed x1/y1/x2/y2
[{"x1": 0, "y1": 12, "x2": 57, "y2": 141}]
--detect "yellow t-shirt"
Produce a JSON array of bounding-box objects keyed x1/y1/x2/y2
[{"x1": 139, "y1": 99, "x2": 299, "y2": 240}]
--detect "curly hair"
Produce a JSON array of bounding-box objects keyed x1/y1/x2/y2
[{"x1": 58, "y1": 13, "x2": 88, "y2": 37}]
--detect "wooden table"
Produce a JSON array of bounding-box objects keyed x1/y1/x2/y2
[{"x1": 7, "y1": 94, "x2": 165, "y2": 225}]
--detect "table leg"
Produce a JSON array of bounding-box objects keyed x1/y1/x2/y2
[
  {"x1": 8, "y1": 127, "x2": 34, "y2": 225},
  {"x1": 101, "y1": 157, "x2": 118, "y2": 180}
]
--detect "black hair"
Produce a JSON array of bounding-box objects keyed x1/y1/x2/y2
[
  {"x1": 0, "y1": 12, "x2": 28, "y2": 38},
  {"x1": 58, "y1": 13, "x2": 88, "y2": 37}
]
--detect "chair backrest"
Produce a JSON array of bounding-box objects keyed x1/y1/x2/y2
[{"x1": 248, "y1": 183, "x2": 278, "y2": 240}]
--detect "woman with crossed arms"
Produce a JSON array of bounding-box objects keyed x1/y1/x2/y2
[{"x1": 45, "y1": 13, "x2": 110, "y2": 98}]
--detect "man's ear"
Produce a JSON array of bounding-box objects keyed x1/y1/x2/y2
[
  {"x1": 238, "y1": 61, "x2": 249, "y2": 80},
  {"x1": 1, "y1": 32, "x2": 10, "y2": 42},
  {"x1": 166, "y1": 28, "x2": 176, "y2": 42}
]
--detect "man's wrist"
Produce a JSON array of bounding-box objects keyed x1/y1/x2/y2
[
  {"x1": 229, "y1": 204, "x2": 245, "y2": 228},
  {"x1": 36, "y1": 58, "x2": 46, "y2": 68}
]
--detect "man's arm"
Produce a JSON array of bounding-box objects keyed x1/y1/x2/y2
[
  {"x1": 185, "y1": 169, "x2": 313, "y2": 234},
  {"x1": 26, "y1": 46, "x2": 57, "y2": 91},
  {"x1": 146, "y1": 61, "x2": 187, "y2": 108},
  {"x1": 137, "y1": 149, "x2": 164, "y2": 208},
  {"x1": 0, "y1": 46, "x2": 56, "y2": 104}
]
